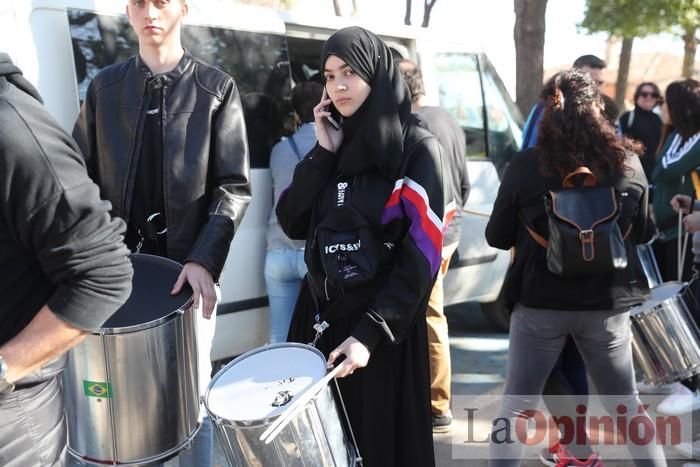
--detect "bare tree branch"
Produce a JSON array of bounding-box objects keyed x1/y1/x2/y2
[{"x1": 422, "y1": 0, "x2": 438, "y2": 27}]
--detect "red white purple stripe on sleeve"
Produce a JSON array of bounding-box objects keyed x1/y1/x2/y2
[{"x1": 381, "y1": 177, "x2": 443, "y2": 275}]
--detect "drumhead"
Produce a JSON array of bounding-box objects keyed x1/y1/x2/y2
[
  {"x1": 206, "y1": 343, "x2": 327, "y2": 422},
  {"x1": 101, "y1": 253, "x2": 193, "y2": 331}
]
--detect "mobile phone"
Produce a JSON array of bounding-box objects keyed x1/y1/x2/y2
[{"x1": 324, "y1": 103, "x2": 341, "y2": 130}]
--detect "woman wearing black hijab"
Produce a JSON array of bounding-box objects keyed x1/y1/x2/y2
[{"x1": 277, "y1": 27, "x2": 444, "y2": 467}]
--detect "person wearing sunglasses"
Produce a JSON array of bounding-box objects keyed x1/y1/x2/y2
[{"x1": 620, "y1": 82, "x2": 664, "y2": 180}]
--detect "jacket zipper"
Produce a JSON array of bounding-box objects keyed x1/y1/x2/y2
[{"x1": 160, "y1": 82, "x2": 168, "y2": 253}]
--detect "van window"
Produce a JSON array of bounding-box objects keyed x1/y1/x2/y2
[
  {"x1": 68, "y1": 9, "x2": 292, "y2": 169},
  {"x1": 480, "y1": 56, "x2": 523, "y2": 175},
  {"x1": 433, "y1": 52, "x2": 486, "y2": 159}
]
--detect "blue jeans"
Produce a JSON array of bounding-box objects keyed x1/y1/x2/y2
[
  {"x1": 163, "y1": 416, "x2": 213, "y2": 467},
  {"x1": 264, "y1": 248, "x2": 307, "y2": 343}
]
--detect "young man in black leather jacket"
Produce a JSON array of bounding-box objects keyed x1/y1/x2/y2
[{"x1": 73, "y1": 1, "x2": 251, "y2": 465}]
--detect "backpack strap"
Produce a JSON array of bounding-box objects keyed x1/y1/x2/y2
[
  {"x1": 627, "y1": 110, "x2": 635, "y2": 128},
  {"x1": 562, "y1": 167, "x2": 597, "y2": 188},
  {"x1": 525, "y1": 223, "x2": 549, "y2": 248},
  {"x1": 287, "y1": 136, "x2": 303, "y2": 162}
]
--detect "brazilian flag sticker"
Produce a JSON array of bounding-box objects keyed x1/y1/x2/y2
[{"x1": 83, "y1": 380, "x2": 113, "y2": 398}]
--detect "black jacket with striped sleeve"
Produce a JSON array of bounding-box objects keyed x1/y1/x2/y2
[{"x1": 276, "y1": 116, "x2": 445, "y2": 351}]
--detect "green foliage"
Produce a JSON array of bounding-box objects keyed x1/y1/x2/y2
[
  {"x1": 668, "y1": 0, "x2": 700, "y2": 30},
  {"x1": 580, "y1": 0, "x2": 677, "y2": 38}
]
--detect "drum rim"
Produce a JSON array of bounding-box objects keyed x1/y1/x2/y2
[
  {"x1": 630, "y1": 280, "x2": 689, "y2": 318},
  {"x1": 97, "y1": 253, "x2": 194, "y2": 335},
  {"x1": 204, "y1": 343, "x2": 326, "y2": 426}
]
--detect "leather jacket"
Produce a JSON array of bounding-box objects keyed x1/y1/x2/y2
[{"x1": 73, "y1": 51, "x2": 251, "y2": 279}]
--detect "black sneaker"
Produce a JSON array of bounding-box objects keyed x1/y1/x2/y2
[{"x1": 432, "y1": 413, "x2": 452, "y2": 433}]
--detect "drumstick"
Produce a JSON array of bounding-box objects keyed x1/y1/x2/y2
[
  {"x1": 681, "y1": 232, "x2": 690, "y2": 280},
  {"x1": 679, "y1": 198, "x2": 685, "y2": 281},
  {"x1": 259, "y1": 363, "x2": 344, "y2": 444}
]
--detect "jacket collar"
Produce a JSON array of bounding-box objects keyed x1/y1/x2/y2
[{"x1": 134, "y1": 49, "x2": 193, "y2": 85}]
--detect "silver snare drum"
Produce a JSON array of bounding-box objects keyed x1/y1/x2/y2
[
  {"x1": 205, "y1": 343, "x2": 357, "y2": 467},
  {"x1": 631, "y1": 281, "x2": 700, "y2": 385},
  {"x1": 63, "y1": 253, "x2": 199, "y2": 465}
]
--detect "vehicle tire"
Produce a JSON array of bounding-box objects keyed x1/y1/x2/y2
[{"x1": 480, "y1": 290, "x2": 510, "y2": 332}]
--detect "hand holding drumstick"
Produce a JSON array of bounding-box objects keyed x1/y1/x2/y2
[{"x1": 671, "y1": 194, "x2": 700, "y2": 234}]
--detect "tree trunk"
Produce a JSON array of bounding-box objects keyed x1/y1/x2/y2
[
  {"x1": 405, "y1": 0, "x2": 412, "y2": 25},
  {"x1": 514, "y1": 0, "x2": 548, "y2": 116},
  {"x1": 421, "y1": 0, "x2": 438, "y2": 28},
  {"x1": 682, "y1": 25, "x2": 697, "y2": 79},
  {"x1": 333, "y1": 0, "x2": 341, "y2": 16},
  {"x1": 615, "y1": 36, "x2": 633, "y2": 109},
  {"x1": 351, "y1": 0, "x2": 358, "y2": 17}
]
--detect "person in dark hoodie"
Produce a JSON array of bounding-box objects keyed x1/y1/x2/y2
[
  {"x1": 619, "y1": 82, "x2": 663, "y2": 179},
  {"x1": 277, "y1": 27, "x2": 444, "y2": 467},
  {"x1": 0, "y1": 53, "x2": 133, "y2": 466}
]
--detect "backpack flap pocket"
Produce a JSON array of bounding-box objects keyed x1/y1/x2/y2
[{"x1": 545, "y1": 186, "x2": 627, "y2": 276}]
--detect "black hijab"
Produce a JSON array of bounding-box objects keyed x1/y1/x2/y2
[{"x1": 321, "y1": 27, "x2": 412, "y2": 179}]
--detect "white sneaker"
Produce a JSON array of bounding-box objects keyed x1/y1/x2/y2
[
  {"x1": 656, "y1": 385, "x2": 700, "y2": 415},
  {"x1": 637, "y1": 380, "x2": 682, "y2": 395},
  {"x1": 677, "y1": 439, "x2": 700, "y2": 459}
]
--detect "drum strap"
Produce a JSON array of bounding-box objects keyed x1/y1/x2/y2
[{"x1": 333, "y1": 378, "x2": 364, "y2": 466}]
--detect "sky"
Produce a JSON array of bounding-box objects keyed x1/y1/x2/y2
[{"x1": 291, "y1": 0, "x2": 688, "y2": 96}]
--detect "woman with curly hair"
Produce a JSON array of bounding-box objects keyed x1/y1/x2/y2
[{"x1": 486, "y1": 69, "x2": 666, "y2": 467}]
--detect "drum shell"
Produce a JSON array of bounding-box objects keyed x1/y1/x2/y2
[
  {"x1": 206, "y1": 344, "x2": 355, "y2": 467},
  {"x1": 63, "y1": 298, "x2": 199, "y2": 464},
  {"x1": 631, "y1": 282, "x2": 700, "y2": 385}
]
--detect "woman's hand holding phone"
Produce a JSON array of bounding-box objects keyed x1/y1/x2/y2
[{"x1": 314, "y1": 89, "x2": 343, "y2": 153}]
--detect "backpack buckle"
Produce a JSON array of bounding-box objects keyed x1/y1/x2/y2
[
  {"x1": 579, "y1": 229, "x2": 595, "y2": 261},
  {"x1": 579, "y1": 230, "x2": 594, "y2": 242}
]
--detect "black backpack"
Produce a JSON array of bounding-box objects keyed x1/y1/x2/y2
[{"x1": 525, "y1": 167, "x2": 628, "y2": 276}]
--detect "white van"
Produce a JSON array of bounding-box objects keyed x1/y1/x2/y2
[{"x1": 1, "y1": 0, "x2": 522, "y2": 362}]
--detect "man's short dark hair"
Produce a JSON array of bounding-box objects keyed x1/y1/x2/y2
[
  {"x1": 572, "y1": 54, "x2": 606, "y2": 70},
  {"x1": 396, "y1": 58, "x2": 425, "y2": 102},
  {"x1": 291, "y1": 81, "x2": 323, "y2": 123}
]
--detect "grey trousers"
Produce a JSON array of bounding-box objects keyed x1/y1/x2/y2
[
  {"x1": 0, "y1": 376, "x2": 66, "y2": 467},
  {"x1": 489, "y1": 304, "x2": 667, "y2": 467}
]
